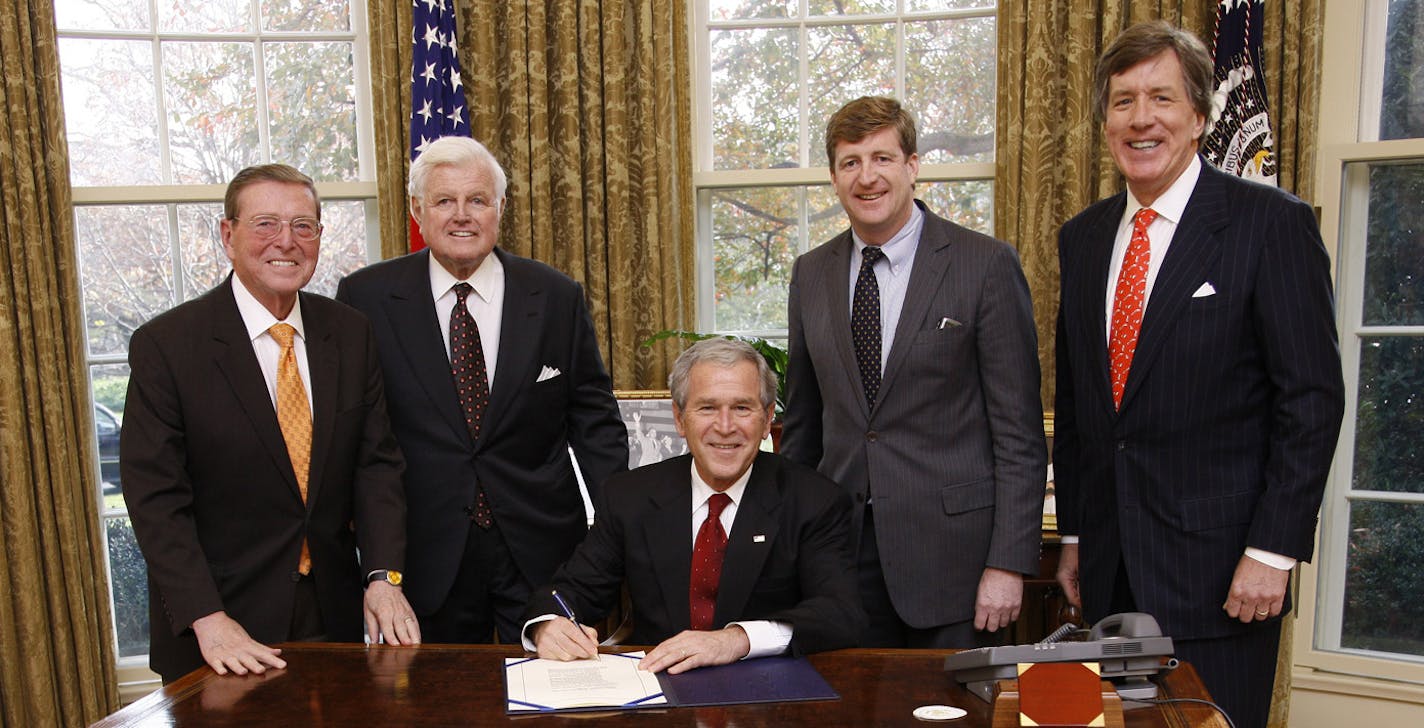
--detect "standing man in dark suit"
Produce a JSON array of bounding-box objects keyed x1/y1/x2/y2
[
  {"x1": 782, "y1": 97, "x2": 1046, "y2": 648},
  {"x1": 1053, "y1": 21, "x2": 1344, "y2": 728},
  {"x1": 336, "y1": 136, "x2": 628, "y2": 644},
  {"x1": 122, "y1": 164, "x2": 418, "y2": 683},
  {"x1": 525, "y1": 338, "x2": 862, "y2": 673}
]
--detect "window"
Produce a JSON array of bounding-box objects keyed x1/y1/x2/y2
[
  {"x1": 55, "y1": 0, "x2": 379, "y2": 685},
  {"x1": 692, "y1": 1, "x2": 998, "y2": 337},
  {"x1": 1303, "y1": 0, "x2": 1424, "y2": 686}
]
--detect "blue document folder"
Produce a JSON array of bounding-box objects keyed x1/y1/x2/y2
[{"x1": 658, "y1": 656, "x2": 839, "y2": 707}]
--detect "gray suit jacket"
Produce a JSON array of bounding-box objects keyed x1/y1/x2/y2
[{"x1": 782, "y1": 201, "x2": 1046, "y2": 628}]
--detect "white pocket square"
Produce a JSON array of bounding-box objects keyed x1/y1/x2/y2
[
  {"x1": 536, "y1": 365, "x2": 562, "y2": 382},
  {"x1": 1192, "y1": 282, "x2": 1216, "y2": 298}
]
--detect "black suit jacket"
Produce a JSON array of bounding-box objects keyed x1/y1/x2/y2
[
  {"x1": 121, "y1": 277, "x2": 407, "y2": 680},
  {"x1": 782, "y1": 201, "x2": 1046, "y2": 628},
  {"x1": 526, "y1": 452, "x2": 864, "y2": 655},
  {"x1": 1054, "y1": 161, "x2": 1345, "y2": 639},
  {"x1": 335, "y1": 249, "x2": 628, "y2": 614}
]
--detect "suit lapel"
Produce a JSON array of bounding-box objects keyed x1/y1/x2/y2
[
  {"x1": 207, "y1": 278, "x2": 301, "y2": 498},
  {"x1": 878, "y1": 203, "x2": 951, "y2": 408},
  {"x1": 382, "y1": 251, "x2": 469, "y2": 446},
  {"x1": 302, "y1": 292, "x2": 337, "y2": 510},
  {"x1": 818, "y1": 231, "x2": 868, "y2": 419},
  {"x1": 1082, "y1": 195, "x2": 1127, "y2": 412},
  {"x1": 1120, "y1": 165, "x2": 1228, "y2": 410},
  {"x1": 715, "y1": 456, "x2": 780, "y2": 626},
  {"x1": 483, "y1": 250, "x2": 541, "y2": 440},
  {"x1": 644, "y1": 470, "x2": 694, "y2": 632}
]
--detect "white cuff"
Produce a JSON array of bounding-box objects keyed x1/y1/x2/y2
[
  {"x1": 729, "y1": 620, "x2": 792, "y2": 659},
  {"x1": 1244, "y1": 548, "x2": 1296, "y2": 571},
  {"x1": 521, "y1": 614, "x2": 559, "y2": 652},
  {"x1": 1059, "y1": 534, "x2": 1079, "y2": 544}
]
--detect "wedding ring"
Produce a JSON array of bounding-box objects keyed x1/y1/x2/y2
[{"x1": 1254, "y1": 610, "x2": 1269, "y2": 617}]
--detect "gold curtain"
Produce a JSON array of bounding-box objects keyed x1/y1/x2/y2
[
  {"x1": 366, "y1": 0, "x2": 695, "y2": 391},
  {"x1": 996, "y1": 3, "x2": 1323, "y2": 727},
  {"x1": 367, "y1": 0, "x2": 415, "y2": 262},
  {"x1": 0, "y1": 2, "x2": 120, "y2": 725}
]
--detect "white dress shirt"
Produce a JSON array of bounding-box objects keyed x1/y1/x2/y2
[
  {"x1": 847, "y1": 203, "x2": 924, "y2": 371},
  {"x1": 230, "y1": 275, "x2": 312, "y2": 413},
  {"x1": 430, "y1": 251, "x2": 504, "y2": 389}
]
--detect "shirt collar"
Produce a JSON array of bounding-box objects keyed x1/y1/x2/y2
[
  {"x1": 429, "y1": 249, "x2": 503, "y2": 303},
  {"x1": 689, "y1": 460, "x2": 752, "y2": 511},
  {"x1": 230, "y1": 274, "x2": 305, "y2": 342},
  {"x1": 1126, "y1": 154, "x2": 1201, "y2": 225},
  {"x1": 851, "y1": 201, "x2": 923, "y2": 269}
]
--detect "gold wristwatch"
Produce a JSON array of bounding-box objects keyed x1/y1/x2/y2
[{"x1": 367, "y1": 569, "x2": 403, "y2": 587}]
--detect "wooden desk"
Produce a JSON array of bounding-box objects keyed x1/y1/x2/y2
[{"x1": 94, "y1": 644, "x2": 1227, "y2": 727}]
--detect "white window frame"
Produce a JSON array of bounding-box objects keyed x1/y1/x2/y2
[
  {"x1": 1295, "y1": 0, "x2": 1424, "y2": 695},
  {"x1": 57, "y1": 0, "x2": 382, "y2": 701},
  {"x1": 689, "y1": 1, "x2": 997, "y2": 336}
]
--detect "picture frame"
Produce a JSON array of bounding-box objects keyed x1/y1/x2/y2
[{"x1": 614, "y1": 390, "x2": 689, "y2": 470}]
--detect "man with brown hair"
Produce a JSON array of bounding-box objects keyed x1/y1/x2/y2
[
  {"x1": 1054, "y1": 21, "x2": 1343, "y2": 728},
  {"x1": 782, "y1": 96, "x2": 1046, "y2": 649},
  {"x1": 123, "y1": 164, "x2": 418, "y2": 683}
]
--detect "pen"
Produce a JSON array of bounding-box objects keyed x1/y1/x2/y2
[{"x1": 552, "y1": 589, "x2": 580, "y2": 626}]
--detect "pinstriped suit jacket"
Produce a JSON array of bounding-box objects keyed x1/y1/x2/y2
[
  {"x1": 1053, "y1": 160, "x2": 1345, "y2": 640},
  {"x1": 782, "y1": 201, "x2": 1047, "y2": 629}
]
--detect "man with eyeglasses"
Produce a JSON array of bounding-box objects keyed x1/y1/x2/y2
[
  {"x1": 122, "y1": 164, "x2": 419, "y2": 683},
  {"x1": 337, "y1": 137, "x2": 627, "y2": 644}
]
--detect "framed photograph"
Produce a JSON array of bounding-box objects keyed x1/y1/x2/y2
[{"x1": 614, "y1": 390, "x2": 689, "y2": 470}]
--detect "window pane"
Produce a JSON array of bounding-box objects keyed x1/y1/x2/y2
[
  {"x1": 711, "y1": 28, "x2": 798, "y2": 170},
  {"x1": 708, "y1": 0, "x2": 793, "y2": 20},
  {"x1": 157, "y1": 0, "x2": 251, "y2": 33},
  {"x1": 919, "y1": 180, "x2": 993, "y2": 234},
  {"x1": 712, "y1": 187, "x2": 802, "y2": 331},
  {"x1": 105, "y1": 517, "x2": 150, "y2": 659},
  {"x1": 1381, "y1": 0, "x2": 1424, "y2": 140},
  {"x1": 1353, "y1": 336, "x2": 1424, "y2": 494},
  {"x1": 1341, "y1": 501, "x2": 1424, "y2": 658},
  {"x1": 808, "y1": 0, "x2": 894, "y2": 14},
  {"x1": 907, "y1": 0, "x2": 996, "y2": 9},
  {"x1": 807, "y1": 23, "x2": 896, "y2": 164},
  {"x1": 306, "y1": 200, "x2": 372, "y2": 297},
  {"x1": 59, "y1": 39, "x2": 161, "y2": 186},
  {"x1": 91, "y1": 366, "x2": 127, "y2": 501},
  {"x1": 906, "y1": 17, "x2": 996, "y2": 163},
  {"x1": 265, "y1": 42, "x2": 360, "y2": 181},
  {"x1": 1362, "y1": 163, "x2": 1424, "y2": 326},
  {"x1": 177, "y1": 203, "x2": 230, "y2": 299},
  {"x1": 54, "y1": 0, "x2": 149, "y2": 31},
  {"x1": 163, "y1": 42, "x2": 260, "y2": 185},
  {"x1": 263, "y1": 0, "x2": 352, "y2": 31},
  {"x1": 76, "y1": 205, "x2": 176, "y2": 357}
]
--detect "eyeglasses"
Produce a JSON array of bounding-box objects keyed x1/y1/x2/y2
[{"x1": 233, "y1": 215, "x2": 323, "y2": 241}]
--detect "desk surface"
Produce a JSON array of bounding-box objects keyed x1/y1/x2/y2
[{"x1": 94, "y1": 644, "x2": 1227, "y2": 727}]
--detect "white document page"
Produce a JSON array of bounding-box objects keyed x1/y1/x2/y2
[{"x1": 506, "y1": 651, "x2": 667, "y2": 712}]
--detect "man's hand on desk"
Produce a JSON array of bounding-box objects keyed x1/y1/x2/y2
[
  {"x1": 1055, "y1": 543, "x2": 1083, "y2": 609},
  {"x1": 639, "y1": 626, "x2": 751, "y2": 675},
  {"x1": 974, "y1": 567, "x2": 1024, "y2": 632},
  {"x1": 532, "y1": 617, "x2": 600, "y2": 661},
  {"x1": 192, "y1": 611, "x2": 286, "y2": 676},
  {"x1": 364, "y1": 580, "x2": 421, "y2": 645}
]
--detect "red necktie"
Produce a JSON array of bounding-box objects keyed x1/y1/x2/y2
[
  {"x1": 450, "y1": 283, "x2": 494, "y2": 528},
  {"x1": 1108, "y1": 208, "x2": 1158, "y2": 410},
  {"x1": 689, "y1": 492, "x2": 732, "y2": 631}
]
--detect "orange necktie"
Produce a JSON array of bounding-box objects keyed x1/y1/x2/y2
[
  {"x1": 1108, "y1": 208, "x2": 1158, "y2": 410},
  {"x1": 270, "y1": 323, "x2": 312, "y2": 574}
]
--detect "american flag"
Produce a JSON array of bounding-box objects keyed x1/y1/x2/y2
[
  {"x1": 1202, "y1": 0, "x2": 1277, "y2": 187},
  {"x1": 408, "y1": 0, "x2": 471, "y2": 251}
]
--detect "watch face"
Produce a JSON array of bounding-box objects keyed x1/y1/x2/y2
[{"x1": 386, "y1": 570, "x2": 403, "y2": 586}]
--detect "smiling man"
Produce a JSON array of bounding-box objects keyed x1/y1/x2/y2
[
  {"x1": 336, "y1": 136, "x2": 627, "y2": 645},
  {"x1": 122, "y1": 164, "x2": 417, "y2": 683},
  {"x1": 781, "y1": 96, "x2": 1046, "y2": 649},
  {"x1": 523, "y1": 338, "x2": 863, "y2": 673},
  {"x1": 1053, "y1": 21, "x2": 1344, "y2": 728}
]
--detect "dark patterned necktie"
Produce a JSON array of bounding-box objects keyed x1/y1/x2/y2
[
  {"x1": 852, "y1": 246, "x2": 885, "y2": 408},
  {"x1": 1108, "y1": 208, "x2": 1157, "y2": 410},
  {"x1": 689, "y1": 492, "x2": 732, "y2": 631},
  {"x1": 450, "y1": 283, "x2": 493, "y2": 528}
]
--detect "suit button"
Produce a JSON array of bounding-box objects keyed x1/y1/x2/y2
[
  {"x1": 1116, "y1": 440, "x2": 1126, "y2": 451},
  {"x1": 290, "y1": 571, "x2": 303, "y2": 582},
  {"x1": 866, "y1": 431, "x2": 878, "y2": 442}
]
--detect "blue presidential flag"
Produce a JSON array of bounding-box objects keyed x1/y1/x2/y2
[
  {"x1": 408, "y1": 0, "x2": 472, "y2": 251},
  {"x1": 1203, "y1": 0, "x2": 1277, "y2": 186}
]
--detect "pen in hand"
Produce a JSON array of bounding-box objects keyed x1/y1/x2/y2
[{"x1": 551, "y1": 590, "x2": 599, "y2": 659}]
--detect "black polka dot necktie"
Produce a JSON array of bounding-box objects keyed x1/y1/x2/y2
[
  {"x1": 689, "y1": 492, "x2": 731, "y2": 631},
  {"x1": 450, "y1": 283, "x2": 493, "y2": 529},
  {"x1": 852, "y1": 246, "x2": 885, "y2": 408}
]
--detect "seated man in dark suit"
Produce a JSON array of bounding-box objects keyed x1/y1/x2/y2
[{"x1": 523, "y1": 338, "x2": 864, "y2": 674}]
